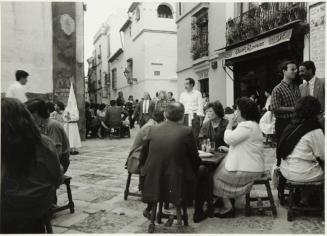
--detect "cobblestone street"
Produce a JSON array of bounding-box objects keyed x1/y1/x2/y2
[{"x1": 52, "y1": 127, "x2": 324, "y2": 234}]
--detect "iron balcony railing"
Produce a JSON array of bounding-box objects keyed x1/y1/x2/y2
[{"x1": 226, "y1": 2, "x2": 307, "y2": 46}]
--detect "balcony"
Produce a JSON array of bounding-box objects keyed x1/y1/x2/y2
[
  {"x1": 191, "y1": 8, "x2": 209, "y2": 60},
  {"x1": 226, "y1": 2, "x2": 307, "y2": 46}
]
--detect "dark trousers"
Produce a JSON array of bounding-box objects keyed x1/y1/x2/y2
[
  {"x1": 139, "y1": 114, "x2": 150, "y2": 128},
  {"x1": 194, "y1": 165, "x2": 212, "y2": 214},
  {"x1": 128, "y1": 110, "x2": 135, "y2": 128},
  {"x1": 275, "y1": 117, "x2": 291, "y2": 166}
]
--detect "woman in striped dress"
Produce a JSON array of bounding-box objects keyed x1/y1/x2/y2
[{"x1": 213, "y1": 97, "x2": 265, "y2": 218}]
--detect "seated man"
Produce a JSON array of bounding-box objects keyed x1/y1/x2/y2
[
  {"x1": 105, "y1": 100, "x2": 129, "y2": 136},
  {"x1": 140, "y1": 102, "x2": 210, "y2": 223}
]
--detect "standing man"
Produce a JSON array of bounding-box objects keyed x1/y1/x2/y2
[
  {"x1": 270, "y1": 60, "x2": 301, "y2": 165},
  {"x1": 299, "y1": 61, "x2": 325, "y2": 111},
  {"x1": 167, "y1": 91, "x2": 176, "y2": 103},
  {"x1": 117, "y1": 91, "x2": 126, "y2": 106},
  {"x1": 6, "y1": 70, "x2": 29, "y2": 103},
  {"x1": 125, "y1": 95, "x2": 135, "y2": 128},
  {"x1": 133, "y1": 92, "x2": 155, "y2": 127},
  {"x1": 180, "y1": 78, "x2": 204, "y2": 140}
]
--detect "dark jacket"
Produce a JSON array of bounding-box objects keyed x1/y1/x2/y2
[
  {"x1": 133, "y1": 100, "x2": 155, "y2": 122},
  {"x1": 104, "y1": 106, "x2": 122, "y2": 126},
  {"x1": 1, "y1": 135, "x2": 62, "y2": 221},
  {"x1": 198, "y1": 118, "x2": 228, "y2": 148},
  {"x1": 140, "y1": 120, "x2": 201, "y2": 205}
]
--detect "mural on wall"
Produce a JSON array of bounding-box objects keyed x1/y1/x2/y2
[
  {"x1": 309, "y1": 2, "x2": 326, "y2": 78},
  {"x1": 52, "y1": 2, "x2": 76, "y2": 104}
]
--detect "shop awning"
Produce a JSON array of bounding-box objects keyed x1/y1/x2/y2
[{"x1": 217, "y1": 28, "x2": 293, "y2": 60}]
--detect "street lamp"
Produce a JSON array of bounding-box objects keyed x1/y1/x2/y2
[{"x1": 123, "y1": 68, "x2": 138, "y2": 84}]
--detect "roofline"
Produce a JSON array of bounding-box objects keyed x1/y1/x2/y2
[
  {"x1": 109, "y1": 48, "x2": 124, "y2": 63},
  {"x1": 119, "y1": 19, "x2": 132, "y2": 32},
  {"x1": 128, "y1": 2, "x2": 139, "y2": 13}
]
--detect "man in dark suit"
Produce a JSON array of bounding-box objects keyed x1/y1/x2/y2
[
  {"x1": 140, "y1": 102, "x2": 210, "y2": 223},
  {"x1": 299, "y1": 61, "x2": 325, "y2": 111},
  {"x1": 133, "y1": 92, "x2": 155, "y2": 127}
]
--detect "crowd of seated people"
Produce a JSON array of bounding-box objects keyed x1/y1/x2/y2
[{"x1": 131, "y1": 95, "x2": 324, "y2": 224}]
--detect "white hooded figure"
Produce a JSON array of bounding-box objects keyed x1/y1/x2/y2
[{"x1": 63, "y1": 83, "x2": 82, "y2": 153}]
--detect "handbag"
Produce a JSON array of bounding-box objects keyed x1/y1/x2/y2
[{"x1": 126, "y1": 146, "x2": 142, "y2": 174}]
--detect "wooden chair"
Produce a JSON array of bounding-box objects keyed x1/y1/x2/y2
[
  {"x1": 124, "y1": 172, "x2": 141, "y2": 200},
  {"x1": 108, "y1": 126, "x2": 121, "y2": 139},
  {"x1": 52, "y1": 175, "x2": 74, "y2": 214},
  {"x1": 286, "y1": 180, "x2": 324, "y2": 221},
  {"x1": 245, "y1": 173, "x2": 277, "y2": 217}
]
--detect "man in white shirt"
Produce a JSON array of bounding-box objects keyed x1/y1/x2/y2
[
  {"x1": 179, "y1": 78, "x2": 204, "y2": 141},
  {"x1": 6, "y1": 70, "x2": 29, "y2": 103}
]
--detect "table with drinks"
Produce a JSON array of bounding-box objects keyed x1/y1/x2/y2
[
  {"x1": 198, "y1": 138, "x2": 227, "y2": 210},
  {"x1": 199, "y1": 138, "x2": 226, "y2": 166}
]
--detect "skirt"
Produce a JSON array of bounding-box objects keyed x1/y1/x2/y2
[
  {"x1": 213, "y1": 158, "x2": 263, "y2": 198},
  {"x1": 64, "y1": 122, "x2": 82, "y2": 149}
]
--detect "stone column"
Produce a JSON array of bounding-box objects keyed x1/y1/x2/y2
[{"x1": 52, "y1": 2, "x2": 85, "y2": 139}]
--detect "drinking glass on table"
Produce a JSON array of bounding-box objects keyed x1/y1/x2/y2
[{"x1": 209, "y1": 142, "x2": 215, "y2": 153}]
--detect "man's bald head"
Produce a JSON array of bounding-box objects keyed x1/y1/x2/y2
[{"x1": 165, "y1": 102, "x2": 185, "y2": 122}]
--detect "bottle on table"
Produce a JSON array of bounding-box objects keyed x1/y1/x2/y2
[{"x1": 206, "y1": 138, "x2": 211, "y2": 152}]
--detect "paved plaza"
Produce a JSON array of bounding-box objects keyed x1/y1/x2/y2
[{"x1": 52, "y1": 127, "x2": 324, "y2": 234}]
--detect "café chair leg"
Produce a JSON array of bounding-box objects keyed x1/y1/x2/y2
[
  {"x1": 265, "y1": 181, "x2": 277, "y2": 217},
  {"x1": 245, "y1": 193, "x2": 251, "y2": 216},
  {"x1": 124, "y1": 172, "x2": 132, "y2": 200},
  {"x1": 65, "y1": 179, "x2": 75, "y2": 214},
  {"x1": 176, "y1": 207, "x2": 182, "y2": 226},
  {"x1": 287, "y1": 186, "x2": 294, "y2": 222}
]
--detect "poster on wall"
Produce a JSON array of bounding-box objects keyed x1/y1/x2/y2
[{"x1": 309, "y1": 2, "x2": 326, "y2": 78}]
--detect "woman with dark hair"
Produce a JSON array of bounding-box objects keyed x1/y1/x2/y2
[
  {"x1": 279, "y1": 96, "x2": 324, "y2": 204},
  {"x1": 46, "y1": 101, "x2": 55, "y2": 114},
  {"x1": 1, "y1": 98, "x2": 61, "y2": 233},
  {"x1": 199, "y1": 100, "x2": 228, "y2": 151},
  {"x1": 212, "y1": 97, "x2": 264, "y2": 218},
  {"x1": 50, "y1": 101, "x2": 65, "y2": 124}
]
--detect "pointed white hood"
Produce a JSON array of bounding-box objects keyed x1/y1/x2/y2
[{"x1": 64, "y1": 83, "x2": 79, "y2": 121}]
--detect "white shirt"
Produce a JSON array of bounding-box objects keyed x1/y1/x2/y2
[
  {"x1": 280, "y1": 128, "x2": 324, "y2": 182},
  {"x1": 308, "y1": 76, "x2": 316, "y2": 96},
  {"x1": 179, "y1": 89, "x2": 204, "y2": 117},
  {"x1": 224, "y1": 121, "x2": 265, "y2": 172},
  {"x1": 6, "y1": 81, "x2": 27, "y2": 103},
  {"x1": 264, "y1": 96, "x2": 271, "y2": 110},
  {"x1": 143, "y1": 100, "x2": 150, "y2": 114}
]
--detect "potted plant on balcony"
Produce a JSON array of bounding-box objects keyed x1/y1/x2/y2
[
  {"x1": 261, "y1": 2, "x2": 270, "y2": 11},
  {"x1": 227, "y1": 18, "x2": 235, "y2": 28}
]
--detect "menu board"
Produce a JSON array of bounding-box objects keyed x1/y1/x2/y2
[{"x1": 309, "y1": 2, "x2": 326, "y2": 78}]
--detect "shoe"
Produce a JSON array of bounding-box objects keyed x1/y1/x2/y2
[
  {"x1": 143, "y1": 209, "x2": 151, "y2": 219},
  {"x1": 214, "y1": 208, "x2": 235, "y2": 218},
  {"x1": 193, "y1": 210, "x2": 208, "y2": 223},
  {"x1": 70, "y1": 151, "x2": 79, "y2": 155},
  {"x1": 205, "y1": 205, "x2": 214, "y2": 218}
]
